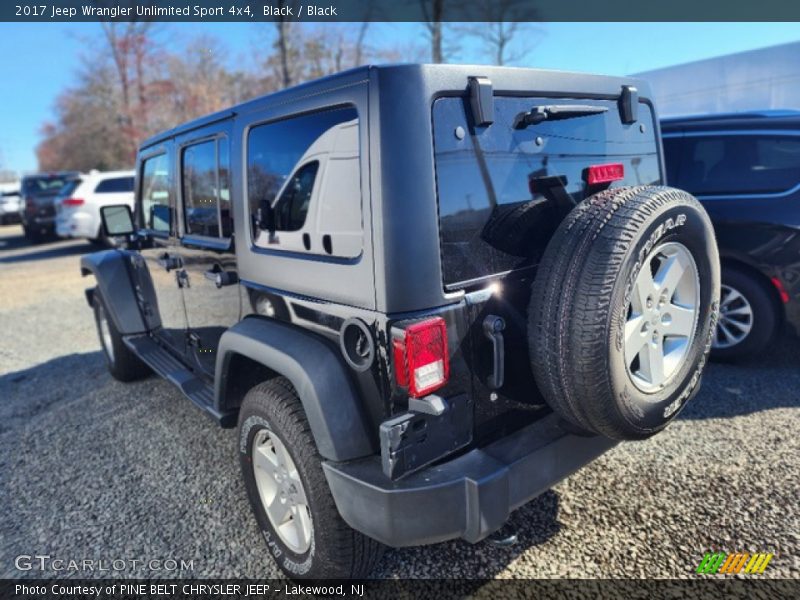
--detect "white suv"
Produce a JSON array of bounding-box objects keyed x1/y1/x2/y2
[{"x1": 56, "y1": 170, "x2": 135, "y2": 244}]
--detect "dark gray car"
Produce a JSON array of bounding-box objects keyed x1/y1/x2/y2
[{"x1": 21, "y1": 171, "x2": 80, "y2": 242}]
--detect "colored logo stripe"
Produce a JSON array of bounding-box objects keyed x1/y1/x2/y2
[{"x1": 696, "y1": 552, "x2": 773, "y2": 574}]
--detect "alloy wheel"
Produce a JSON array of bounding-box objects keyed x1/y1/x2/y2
[
  {"x1": 624, "y1": 242, "x2": 700, "y2": 393},
  {"x1": 713, "y1": 284, "x2": 754, "y2": 349},
  {"x1": 252, "y1": 429, "x2": 313, "y2": 554},
  {"x1": 97, "y1": 302, "x2": 115, "y2": 363}
]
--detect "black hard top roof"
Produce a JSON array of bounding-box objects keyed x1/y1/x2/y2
[{"x1": 139, "y1": 63, "x2": 651, "y2": 150}]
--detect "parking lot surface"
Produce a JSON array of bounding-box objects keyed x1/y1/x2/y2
[{"x1": 1, "y1": 224, "x2": 798, "y2": 579}]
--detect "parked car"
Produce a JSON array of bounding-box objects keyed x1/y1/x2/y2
[
  {"x1": 0, "y1": 182, "x2": 22, "y2": 224},
  {"x1": 55, "y1": 170, "x2": 135, "y2": 245},
  {"x1": 662, "y1": 110, "x2": 800, "y2": 359},
  {"x1": 20, "y1": 171, "x2": 80, "y2": 242},
  {"x1": 81, "y1": 65, "x2": 719, "y2": 579}
]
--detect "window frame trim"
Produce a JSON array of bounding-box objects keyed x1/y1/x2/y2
[
  {"x1": 178, "y1": 133, "x2": 231, "y2": 246},
  {"x1": 243, "y1": 103, "x2": 362, "y2": 261},
  {"x1": 137, "y1": 149, "x2": 172, "y2": 239}
]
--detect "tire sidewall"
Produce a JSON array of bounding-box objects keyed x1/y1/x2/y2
[
  {"x1": 93, "y1": 294, "x2": 117, "y2": 369},
  {"x1": 608, "y1": 200, "x2": 720, "y2": 433},
  {"x1": 238, "y1": 412, "x2": 316, "y2": 577}
]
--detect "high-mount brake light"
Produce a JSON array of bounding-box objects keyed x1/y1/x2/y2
[
  {"x1": 585, "y1": 163, "x2": 625, "y2": 185},
  {"x1": 393, "y1": 317, "x2": 449, "y2": 398}
]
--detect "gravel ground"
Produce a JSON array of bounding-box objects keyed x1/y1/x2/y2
[{"x1": 1, "y1": 223, "x2": 798, "y2": 580}]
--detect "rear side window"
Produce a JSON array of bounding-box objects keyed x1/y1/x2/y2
[
  {"x1": 94, "y1": 177, "x2": 134, "y2": 194},
  {"x1": 181, "y1": 137, "x2": 231, "y2": 238},
  {"x1": 140, "y1": 154, "x2": 171, "y2": 233},
  {"x1": 665, "y1": 134, "x2": 800, "y2": 196},
  {"x1": 433, "y1": 96, "x2": 661, "y2": 288},
  {"x1": 182, "y1": 139, "x2": 220, "y2": 238},
  {"x1": 247, "y1": 106, "x2": 361, "y2": 257}
]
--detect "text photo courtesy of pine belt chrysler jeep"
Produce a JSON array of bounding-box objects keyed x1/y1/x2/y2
[{"x1": 82, "y1": 64, "x2": 720, "y2": 579}]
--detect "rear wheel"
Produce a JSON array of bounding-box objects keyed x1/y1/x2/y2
[
  {"x1": 238, "y1": 378, "x2": 384, "y2": 579},
  {"x1": 711, "y1": 267, "x2": 777, "y2": 360},
  {"x1": 529, "y1": 186, "x2": 720, "y2": 440}
]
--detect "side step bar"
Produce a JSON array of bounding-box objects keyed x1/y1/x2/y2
[{"x1": 123, "y1": 334, "x2": 236, "y2": 427}]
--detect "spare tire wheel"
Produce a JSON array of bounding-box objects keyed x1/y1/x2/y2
[{"x1": 529, "y1": 186, "x2": 720, "y2": 440}]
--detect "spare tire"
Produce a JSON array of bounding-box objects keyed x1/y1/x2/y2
[{"x1": 529, "y1": 186, "x2": 720, "y2": 440}]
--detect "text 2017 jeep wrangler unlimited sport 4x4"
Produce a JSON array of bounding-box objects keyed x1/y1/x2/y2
[{"x1": 83, "y1": 64, "x2": 720, "y2": 579}]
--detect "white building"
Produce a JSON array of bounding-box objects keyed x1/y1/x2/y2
[{"x1": 634, "y1": 41, "x2": 800, "y2": 117}]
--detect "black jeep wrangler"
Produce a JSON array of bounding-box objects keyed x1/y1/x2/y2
[{"x1": 82, "y1": 64, "x2": 720, "y2": 579}]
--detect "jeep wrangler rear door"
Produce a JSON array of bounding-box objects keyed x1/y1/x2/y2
[
  {"x1": 176, "y1": 128, "x2": 241, "y2": 378},
  {"x1": 431, "y1": 94, "x2": 663, "y2": 441}
]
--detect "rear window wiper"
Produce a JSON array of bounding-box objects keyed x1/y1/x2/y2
[{"x1": 514, "y1": 104, "x2": 608, "y2": 129}]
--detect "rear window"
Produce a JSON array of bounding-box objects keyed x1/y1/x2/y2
[
  {"x1": 22, "y1": 176, "x2": 72, "y2": 196},
  {"x1": 663, "y1": 134, "x2": 800, "y2": 196},
  {"x1": 58, "y1": 179, "x2": 82, "y2": 197},
  {"x1": 95, "y1": 177, "x2": 134, "y2": 194},
  {"x1": 433, "y1": 96, "x2": 661, "y2": 288}
]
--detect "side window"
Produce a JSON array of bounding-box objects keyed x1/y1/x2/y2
[
  {"x1": 247, "y1": 106, "x2": 360, "y2": 256},
  {"x1": 182, "y1": 137, "x2": 231, "y2": 238},
  {"x1": 662, "y1": 137, "x2": 686, "y2": 186},
  {"x1": 273, "y1": 161, "x2": 319, "y2": 231},
  {"x1": 140, "y1": 154, "x2": 171, "y2": 233},
  {"x1": 677, "y1": 135, "x2": 800, "y2": 196},
  {"x1": 95, "y1": 177, "x2": 134, "y2": 194}
]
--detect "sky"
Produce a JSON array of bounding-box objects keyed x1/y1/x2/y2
[{"x1": 0, "y1": 21, "x2": 799, "y2": 174}]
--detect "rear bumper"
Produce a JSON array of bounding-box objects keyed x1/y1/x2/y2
[
  {"x1": 322, "y1": 413, "x2": 616, "y2": 547},
  {"x1": 56, "y1": 211, "x2": 95, "y2": 239}
]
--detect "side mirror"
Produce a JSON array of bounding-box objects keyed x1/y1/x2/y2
[{"x1": 100, "y1": 205, "x2": 135, "y2": 237}]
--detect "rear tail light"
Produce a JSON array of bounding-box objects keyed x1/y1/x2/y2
[
  {"x1": 585, "y1": 162, "x2": 624, "y2": 185},
  {"x1": 62, "y1": 198, "x2": 84, "y2": 206},
  {"x1": 392, "y1": 317, "x2": 449, "y2": 398}
]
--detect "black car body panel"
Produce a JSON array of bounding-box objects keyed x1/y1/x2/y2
[
  {"x1": 84, "y1": 64, "x2": 666, "y2": 547},
  {"x1": 80, "y1": 250, "x2": 148, "y2": 334},
  {"x1": 662, "y1": 111, "x2": 800, "y2": 334},
  {"x1": 216, "y1": 317, "x2": 375, "y2": 461}
]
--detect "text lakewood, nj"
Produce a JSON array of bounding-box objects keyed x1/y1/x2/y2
[{"x1": 21, "y1": 3, "x2": 339, "y2": 19}]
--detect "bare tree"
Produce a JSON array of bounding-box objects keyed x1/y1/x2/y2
[
  {"x1": 99, "y1": 21, "x2": 160, "y2": 161},
  {"x1": 354, "y1": 22, "x2": 370, "y2": 66},
  {"x1": 419, "y1": 0, "x2": 446, "y2": 63},
  {"x1": 275, "y1": 0, "x2": 292, "y2": 87},
  {"x1": 460, "y1": 0, "x2": 541, "y2": 66}
]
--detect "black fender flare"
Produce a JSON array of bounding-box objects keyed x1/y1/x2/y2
[
  {"x1": 215, "y1": 317, "x2": 374, "y2": 462},
  {"x1": 80, "y1": 250, "x2": 149, "y2": 334}
]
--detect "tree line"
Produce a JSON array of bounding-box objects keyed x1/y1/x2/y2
[{"x1": 37, "y1": 16, "x2": 538, "y2": 172}]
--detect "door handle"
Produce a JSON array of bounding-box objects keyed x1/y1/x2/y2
[
  {"x1": 204, "y1": 267, "x2": 238, "y2": 289},
  {"x1": 157, "y1": 252, "x2": 181, "y2": 271},
  {"x1": 483, "y1": 315, "x2": 506, "y2": 390}
]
